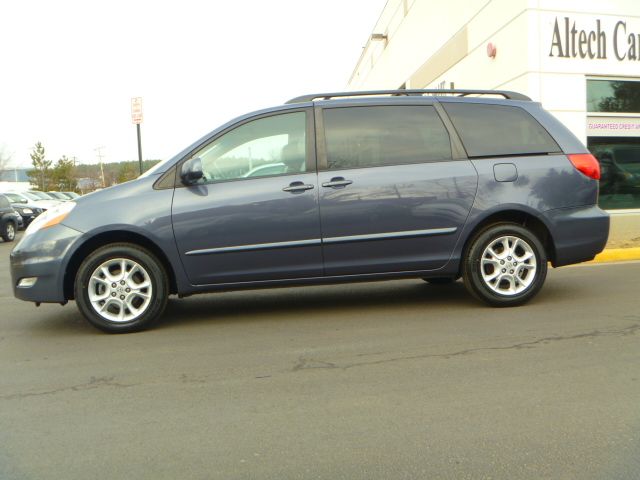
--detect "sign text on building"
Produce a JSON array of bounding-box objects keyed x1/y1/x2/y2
[{"x1": 549, "y1": 16, "x2": 640, "y2": 61}]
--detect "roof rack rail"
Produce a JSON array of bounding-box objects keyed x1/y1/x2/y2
[{"x1": 285, "y1": 89, "x2": 531, "y2": 104}]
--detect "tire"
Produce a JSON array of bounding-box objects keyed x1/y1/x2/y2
[
  {"x1": 74, "y1": 243, "x2": 169, "y2": 333},
  {"x1": 422, "y1": 277, "x2": 456, "y2": 285},
  {"x1": 1, "y1": 221, "x2": 16, "y2": 242},
  {"x1": 462, "y1": 223, "x2": 547, "y2": 307}
]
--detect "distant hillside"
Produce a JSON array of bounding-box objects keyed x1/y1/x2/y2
[
  {"x1": 1, "y1": 160, "x2": 161, "y2": 192},
  {"x1": 75, "y1": 159, "x2": 161, "y2": 183}
]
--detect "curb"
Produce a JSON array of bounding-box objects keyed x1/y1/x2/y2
[{"x1": 590, "y1": 247, "x2": 640, "y2": 263}]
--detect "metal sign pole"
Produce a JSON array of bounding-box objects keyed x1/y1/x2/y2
[{"x1": 137, "y1": 123, "x2": 143, "y2": 174}]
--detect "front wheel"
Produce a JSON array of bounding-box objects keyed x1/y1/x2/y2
[
  {"x1": 463, "y1": 223, "x2": 547, "y2": 307},
  {"x1": 2, "y1": 221, "x2": 16, "y2": 242},
  {"x1": 74, "y1": 243, "x2": 169, "y2": 333}
]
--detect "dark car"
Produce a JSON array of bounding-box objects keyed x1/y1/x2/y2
[
  {"x1": 1, "y1": 192, "x2": 44, "y2": 228},
  {"x1": 10, "y1": 89, "x2": 609, "y2": 333},
  {"x1": 0, "y1": 194, "x2": 22, "y2": 242}
]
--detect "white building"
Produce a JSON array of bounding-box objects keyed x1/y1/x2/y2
[{"x1": 348, "y1": 0, "x2": 640, "y2": 229}]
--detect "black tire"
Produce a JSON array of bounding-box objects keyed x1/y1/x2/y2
[
  {"x1": 462, "y1": 223, "x2": 547, "y2": 307},
  {"x1": 1, "y1": 221, "x2": 16, "y2": 242},
  {"x1": 422, "y1": 277, "x2": 456, "y2": 285},
  {"x1": 74, "y1": 243, "x2": 169, "y2": 333}
]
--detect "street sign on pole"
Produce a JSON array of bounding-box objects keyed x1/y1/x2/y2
[
  {"x1": 131, "y1": 97, "x2": 143, "y2": 124},
  {"x1": 131, "y1": 97, "x2": 144, "y2": 174}
]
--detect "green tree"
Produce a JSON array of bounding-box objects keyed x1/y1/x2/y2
[
  {"x1": 116, "y1": 162, "x2": 137, "y2": 184},
  {"x1": 27, "y1": 142, "x2": 52, "y2": 190},
  {"x1": 51, "y1": 155, "x2": 78, "y2": 191}
]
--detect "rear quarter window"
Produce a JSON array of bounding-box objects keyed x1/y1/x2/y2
[{"x1": 443, "y1": 103, "x2": 561, "y2": 157}]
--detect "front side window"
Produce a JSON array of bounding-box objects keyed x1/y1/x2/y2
[
  {"x1": 322, "y1": 105, "x2": 452, "y2": 170},
  {"x1": 443, "y1": 103, "x2": 560, "y2": 158},
  {"x1": 191, "y1": 111, "x2": 306, "y2": 184}
]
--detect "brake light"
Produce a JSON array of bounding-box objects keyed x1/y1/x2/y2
[{"x1": 567, "y1": 154, "x2": 600, "y2": 180}]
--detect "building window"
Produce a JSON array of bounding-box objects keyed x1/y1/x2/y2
[
  {"x1": 588, "y1": 137, "x2": 640, "y2": 209},
  {"x1": 587, "y1": 79, "x2": 640, "y2": 113},
  {"x1": 587, "y1": 78, "x2": 640, "y2": 210}
]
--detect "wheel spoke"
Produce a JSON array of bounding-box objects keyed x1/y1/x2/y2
[
  {"x1": 89, "y1": 290, "x2": 110, "y2": 302},
  {"x1": 100, "y1": 266, "x2": 116, "y2": 282},
  {"x1": 482, "y1": 255, "x2": 499, "y2": 265}
]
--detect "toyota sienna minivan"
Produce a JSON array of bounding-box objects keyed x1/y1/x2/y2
[{"x1": 10, "y1": 89, "x2": 610, "y2": 332}]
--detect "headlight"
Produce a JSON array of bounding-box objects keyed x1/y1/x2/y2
[
  {"x1": 24, "y1": 202, "x2": 76, "y2": 237},
  {"x1": 22, "y1": 208, "x2": 33, "y2": 214}
]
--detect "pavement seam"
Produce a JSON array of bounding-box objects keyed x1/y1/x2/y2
[{"x1": 292, "y1": 322, "x2": 640, "y2": 372}]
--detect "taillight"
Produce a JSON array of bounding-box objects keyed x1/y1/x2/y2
[{"x1": 567, "y1": 154, "x2": 601, "y2": 180}]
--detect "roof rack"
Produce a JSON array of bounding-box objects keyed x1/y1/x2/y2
[{"x1": 285, "y1": 89, "x2": 531, "y2": 104}]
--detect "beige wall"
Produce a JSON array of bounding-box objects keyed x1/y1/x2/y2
[{"x1": 347, "y1": 0, "x2": 640, "y2": 145}]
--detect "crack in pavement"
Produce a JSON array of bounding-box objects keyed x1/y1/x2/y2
[
  {"x1": 292, "y1": 323, "x2": 640, "y2": 372},
  {"x1": 0, "y1": 376, "x2": 136, "y2": 401}
]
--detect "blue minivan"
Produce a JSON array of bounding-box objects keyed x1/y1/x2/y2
[{"x1": 10, "y1": 90, "x2": 610, "y2": 332}]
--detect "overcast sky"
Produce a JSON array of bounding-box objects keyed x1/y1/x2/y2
[{"x1": 0, "y1": 0, "x2": 386, "y2": 168}]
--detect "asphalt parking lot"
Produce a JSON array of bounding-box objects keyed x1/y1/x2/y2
[{"x1": 1, "y1": 234, "x2": 639, "y2": 480}]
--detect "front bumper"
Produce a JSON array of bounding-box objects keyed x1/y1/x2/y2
[
  {"x1": 10, "y1": 224, "x2": 83, "y2": 303},
  {"x1": 544, "y1": 204, "x2": 610, "y2": 267}
]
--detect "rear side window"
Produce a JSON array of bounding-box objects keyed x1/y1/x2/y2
[
  {"x1": 323, "y1": 105, "x2": 452, "y2": 170},
  {"x1": 443, "y1": 103, "x2": 560, "y2": 157}
]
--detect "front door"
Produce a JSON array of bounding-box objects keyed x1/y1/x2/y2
[
  {"x1": 172, "y1": 109, "x2": 323, "y2": 285},
  {"x1": 316, "y1": 103, "x2": 478, "y2": 275}
]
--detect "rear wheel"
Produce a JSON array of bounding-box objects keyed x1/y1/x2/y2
[
  {"x1": 463, "y1": 223, "x2": 547, "y2": 307},
  {"x1": 2, "y1": 221, "x2": 16, "y2": 242},
  {"x1": 74, "y1": 243, "x2": 169, "y2": 333}
]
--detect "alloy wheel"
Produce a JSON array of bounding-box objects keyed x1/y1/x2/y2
[
  {"x1": 88, "y1": 258, "x2": 153, "y2": 322},
  {"x1": 479, "y1": 235, "x2": 537, "y2": 296}
]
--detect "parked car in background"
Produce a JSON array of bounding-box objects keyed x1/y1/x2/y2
[
  {"x1": 46, "y1": 191, "x2": 71, "y2": 201},
  {"x1": 61, "y1": 192, "x2": 81, "y2": 199},
  {"x1": 0, "y1": 194, "x2": 22, "y2": 242},
  {"x1": 10, "y1": 89, "x2": 609, "y2": 333},
  {"x1": 0, "y1": 192, "x2": 44, "y2": 228},
  {"x1": 17, "y1": 191, "x2": 60, "y2": 210},
  {"x1": 27, "y1": 190, "x2": 62, "y2": 208}
]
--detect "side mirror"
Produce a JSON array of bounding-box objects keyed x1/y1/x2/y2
[{"x1": 181, "y1": 157, "x2": 204, "y2": 185}]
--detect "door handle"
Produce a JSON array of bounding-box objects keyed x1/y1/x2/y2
[
  {"x1": 283, "y1": 181, "x2": 314, "y2": 193},
  {"x1": 322, "y1": 177, "x2": 353, "y2": 188}
]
